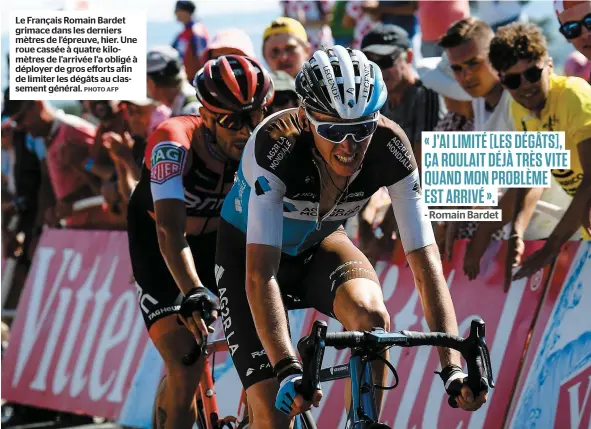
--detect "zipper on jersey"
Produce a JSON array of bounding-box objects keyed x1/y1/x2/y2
[{"x1": 312, "y1": 159, "x2": 350, "y2": 231}]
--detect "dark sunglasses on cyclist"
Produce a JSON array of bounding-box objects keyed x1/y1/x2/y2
[
  {"x1": 305, "y1": 110, "x2": 379, "y2": 144},
  {"x1": 500, "y1": 64, "x2": 545, "y2": 90},
  {"x1": 559, "y1": 13, "x2": 591, "y2": 39},
  {"x1": 216, "y1": 111, "x2": 262, "y2": 131}
]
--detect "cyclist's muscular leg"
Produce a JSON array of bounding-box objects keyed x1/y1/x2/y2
[
  {"x1": 333, "y1": 278, "x2": 390, "y2": 412},
  {"x1": 302, "y1": 228, "x2": 389, "y2": 413},
  {"x1": 246, "y1": 379, "x2": 294, "y2": 429},
  {"x1": 149, "y1": 316, "x2": 205, "y2": 429}
]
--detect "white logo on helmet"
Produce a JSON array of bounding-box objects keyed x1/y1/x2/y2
[
  {"x1": 362, "y1": 63, "x2": 371, "y2": 97},
  {"x1": 323, "y1": 65, "x2": 339, "y2": 98}
]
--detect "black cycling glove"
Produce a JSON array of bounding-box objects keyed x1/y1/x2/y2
[
  {"x1": 436, "y1": 364, "x2": 469, "y2": 409},
  {"x1": 178, "y1": 286, "x2": 220, "y2": 326}
]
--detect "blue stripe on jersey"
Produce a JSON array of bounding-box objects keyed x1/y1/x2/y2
[{"x1": 221, "y1": 168, "x2": 319, "y2": 256}]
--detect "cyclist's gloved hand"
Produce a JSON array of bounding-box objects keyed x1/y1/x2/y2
[
  {"x1": 437, "y1": 364, "x2": 488, "y2": 411},
  {"x1": 177, "y1": 286, "x2": 220, "y2": 343},
  {"x1": 274, "y1": 356, "x2": 322, "y2": 416}
]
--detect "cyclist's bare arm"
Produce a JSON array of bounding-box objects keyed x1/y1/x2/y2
[
  {"x1": 154, "y1": 198, "x2": 204, "y2": 295},
  {"x1": 246, "y1": 243, "x2": 296, "y2": 365},
  {"x1": 245, "y1": 171, "x2": 296, "y2": 365},
  {"x1": 387, "y1": 169, "x2": 461, "y2": 368},
  {"x1": 148, "y1": 143, "x2": 203, "y2": 293},
  {"x1": 544, "y1": 139, "x2": 591, "y2": 246},
  {"x1": 406, "y1": 245, "x2": 462, "y2": 367}
]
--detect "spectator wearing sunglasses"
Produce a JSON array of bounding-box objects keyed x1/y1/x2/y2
[
  {"x1": 267, "y1": 70, "x2": 299, "y2": 116},
  {"x1": 489, "y1": 22, "x2": 591, "y2": 279},
  {"x1": 358, "y1": 24, "x2": 445, "y2": 259},
  {"x1": 126, "y1": 55, "x2": 274, "y2": 429},
  {"x1": 263, "y1": 17, "x2": 312, "y2": 79},
  {"x1": 361, "y1": 24, "x2": 445, "y2": 161},
  {"x1": 555, "y1": 0, "x2": 591, "y2": 62}
]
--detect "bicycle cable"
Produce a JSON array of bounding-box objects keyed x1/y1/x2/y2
[{"x1": 371, "y1": 351, "x2": 399, "y2": 390}]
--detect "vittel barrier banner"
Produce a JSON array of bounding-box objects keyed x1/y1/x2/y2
[{"x1": 1, "y1": 229, "x2": 151, "y2": 419}]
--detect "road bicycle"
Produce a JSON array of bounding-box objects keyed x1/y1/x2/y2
[
  {"x1": 293, "y1": 318, "x2": 495, "y2": 429},
  {"x1": 152, "y1": 334, "x2": 315, "y2": 429}
]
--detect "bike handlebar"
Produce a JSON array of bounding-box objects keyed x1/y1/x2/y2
[{"x1": 297, "y1": 319, "x2": 495, "y2": 404}]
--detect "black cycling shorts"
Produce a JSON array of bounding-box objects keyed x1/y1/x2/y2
[
  {"x1": 127, "y1": 203, "x2": 218, "y2": 331},
  {"x1": 215, "y1": 219, "x2": 379, "y2": 390}
]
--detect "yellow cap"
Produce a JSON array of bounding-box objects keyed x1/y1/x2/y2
[{"x1": 263, "y1": 17, "x2": 308, "y2": 44}]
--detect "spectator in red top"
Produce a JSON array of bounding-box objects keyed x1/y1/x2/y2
[
  {"x1": 172, "y1": 0, "x2": 209, "y2": 84},
  {"x1": 10, "y1": 100, "x2": 120, "y2": 230},
  {"x1": 418, "y1": 0, "x2": 470, "y2": 58}
]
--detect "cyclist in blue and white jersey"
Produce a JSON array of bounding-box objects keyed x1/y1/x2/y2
[{"x1": 215, "y1": 46, "x2": 487, "y2": 428}]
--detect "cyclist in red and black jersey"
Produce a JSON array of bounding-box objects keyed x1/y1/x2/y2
[{"x1": 127, "y1": 55, "x2": 274, "y2": 429}]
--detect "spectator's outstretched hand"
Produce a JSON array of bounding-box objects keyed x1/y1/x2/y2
[
  {"x1": 103, "y1": 131, "x2": 133, "y2": 162},
  {"x1": 513, "y1": 242, "x2": 560, "y2": 280},
  {"x1": 504, "y1": 235, "x2": 524, "y2": 292},
  {"x1": 463, "y1": 230, "x2": 490, "y2": 280},
  {"x1": 435, "y1": 222, "x2": 458, "y2": 263}
]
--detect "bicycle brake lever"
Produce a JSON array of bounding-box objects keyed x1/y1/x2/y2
[
  {"x1": 297, "y1": 320, "x2": 327, "y2": 401},
  {"x1": 465, "y1": 319, "x2": 495, "y2": 395}
]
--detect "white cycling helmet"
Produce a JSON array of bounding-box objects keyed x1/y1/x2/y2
[{"x1": 295, "y1": 45, "x2": 387, "y2": 120}]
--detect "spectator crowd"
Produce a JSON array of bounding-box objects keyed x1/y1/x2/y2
[{"x1": 2, "y1": 0, "x2": 591, "y2": 375}]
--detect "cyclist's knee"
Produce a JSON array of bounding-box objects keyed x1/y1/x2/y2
[
  {"x1": 334, "y1": 279, "x2": 390, "y2": 332},
  {"x1": 348, "y1": 304, "x2": 390, "y2": 332}
]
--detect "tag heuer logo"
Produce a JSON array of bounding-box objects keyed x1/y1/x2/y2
[{"x1": 150, "y1": 143, "x2": 186, "y2": 184}]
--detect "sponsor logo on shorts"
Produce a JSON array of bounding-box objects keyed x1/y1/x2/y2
[
  {"x1": 219, "y1": 287, "x2": 239, "y2": 356},
  {"x1": 251, "y1": 350, "x2": 266, "y2": 358},
  {"x1": 135, "y1": 283, "x2": 159, "y2": 315},
  {"x1": 245, "y1": 362, "x2": 272, "y2": 377},
  {"x1": 148, "y1": 305, "x2": 180, "y2": 321},
  {"x1": 150, "y1": 142, "x2": 186, "y2": 184}
]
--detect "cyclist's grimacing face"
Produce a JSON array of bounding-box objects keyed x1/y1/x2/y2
[
  {"x1": 446, "y1": 39, "x2": 499, "y2": 98},
  {"x1": 308, "y1": 110, "x2": 374, "y2": 178}
]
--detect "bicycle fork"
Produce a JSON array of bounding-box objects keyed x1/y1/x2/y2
[{"x1": 349, "y1": 355, "x2": 378, "y2": 428}]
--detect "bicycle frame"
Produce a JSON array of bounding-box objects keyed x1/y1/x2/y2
[{"x1": 195, "y1": 338, "x2": 247, "y2": 429}]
